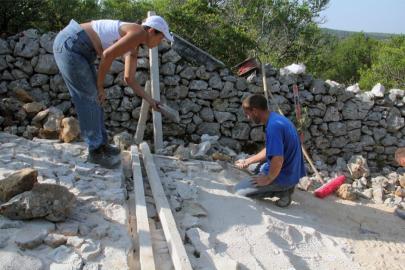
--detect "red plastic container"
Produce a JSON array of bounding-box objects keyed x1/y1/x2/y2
[{"x1": 314, "y1": 175, "x2": 346, "y2": 198}]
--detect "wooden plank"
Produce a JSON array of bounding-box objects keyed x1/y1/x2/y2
[
  {"x1": 131, "y1": 145, "x2": 156, "y2": 270},
  {"x1": 148, "y1": 10, "x2": 164, "y2": 152},
  {"x1": 134, "y1": 80, "x2": 151, "y2": 144},
  {"x1": 140, "y1": 142, "x2": 193, "y2": 270}
]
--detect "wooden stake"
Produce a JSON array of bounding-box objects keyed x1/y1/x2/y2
[
  {"x1": 134, "y1": 80, "x2": 151, "y2": 145},
  {"x1": 148, "y1": 11, "x2": 163, "y2": 152}
]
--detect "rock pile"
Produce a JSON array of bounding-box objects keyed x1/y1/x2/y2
[{"x1": 0, "y1": 132, "x2": 131, "y2": 269}]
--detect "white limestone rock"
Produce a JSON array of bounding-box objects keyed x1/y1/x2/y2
[
  {"x1": 346, "y1": 83, "x2": 361, "y2": 93},
  {"x1": 371, "y1": 83, "x2": 385, "y2": 97},
  {"x1": 44, "y1": 233, "x2": 67, "y2": 248},
  {"x1": 79, "y1": 239, "x2": 101, "y2": 261},
  {"x1": 0, "y1": 251, "x2": 44, "y2": 270},
  {"x1": 15, "y1": 220, "x2": 55, "y2": 249},
  {"x1": 48, "y1": 246, "x2": 83, "y2": 270}
]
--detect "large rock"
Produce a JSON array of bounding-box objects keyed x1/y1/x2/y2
[
  {"x1": 347, "y1": 155, "x2": 370, "y2": 179},
  {"x1": 0, "y1": 251, "x2": 44, "y2": 270},
  {"x1": 214, "y1": 111, "x2": 236, "y2": 123},
  {"x1": 32, "y1": 109, "x2": 50, "y2": 124},
  {"x1": 0, "y1": 183, "x2": 75, "y2": 222},
  {"x1": 162, "y1": 49, "x2": 182, "y2": 63},
  {"x1": 200, "y1": 107, "x2": 214, "y2": 122},
  {"x1": 336, "y1": 184, "x2": 357, "y2": 201},
  {"x1": 220, "y1": 81, "x2": 237, "y2": 98},
  {"x1": 113, "y1": 131, "x2": 133, "y2": 150},
  {"x1": 40, "y1": 32, "x2": 56, "y2": 53},
  {"x1": 179, "y1": 66, "x2": 196, "y2": 80},
  {"x1": 0, "y1": 168, "x2": 38, "y2": 202},
  {"x1": 23, "y1": 102, "x2": 45, "y2": 115},
  {"x1": 35, "y1": 54, "x2": 59, "y2": 74},
  {"x1": 196, "y1": 90, "x2": 220, "y2": 100},
  {"x1": 386, "y1": 107, "x2": 404, "y2": 132},
  {"x1": 370, "y1": 83, "x2": 385, "y2": 97},
  {"x1": 250, "y1": 126, "x2": 265, "y2": 142},
  {"x1": 208, "y1": 74, "x2": 223, "y2": 89},
  {"x1": 109, "y1": 60, "x2": 124, "y2": 74},
  {"x1": 310, "y1": 79, "x2": 326, "y2": 94},
  {"x1": 189, "y1": 80, "x2": 208, "y2": 91},
  {"x1": 165, "y1": 85, "x2": 188, "y2": 99},
  {"x1": 43, "y1": 107, "x2": 64, "y2": 133},
  {"x1": 197, "y1": 123, "x2": 220, "y2": 136},
  {"x1": 60, "y1": 117, "x2": 80, "y2": 143},
  {"x1": 14, "y1": 88, "x2": 34, "y2": 103},
  {"x1": 0, "y1": 39, "x2": 11, "y2": 55},
  {"x1": 232, "y1": 123, "x2": 250, "y2": 140},
  {"x1": 15, "y1": 220, "x2": 55, "y2": 249},
  {"x1": 180, "y1": 99, "x2": 200, "y2": 114},
  {"x1": 14, "y1": 36, "x2": 40, "y2": 58},
  {"x1": 342, "y1": 93, "x2": 374, "y2": 120}
]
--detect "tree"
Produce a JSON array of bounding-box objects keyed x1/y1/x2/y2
[
  {"x1": 100, "y1": 0, "x2": 153, "y2": 22},
  {"x1": 0, "y1": 0, "x2": 45, "y2": 33},
  {"x1": 221, "y1": 0, "x2": 330, "y2": 65},
  {"x1": 153, "y1": 0, "x2": 255, "y2": 66},
  {"x1": 359, "y1": 36, "x2": 405, "y2": 89},
  {"x1": 318, "y1": 33, "x2": 376, "y2": 84},
  {"x1": 34, "y1": 0, "x2": 101, "y2": 31}
]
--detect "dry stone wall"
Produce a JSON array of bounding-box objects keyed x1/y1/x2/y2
[{"x1": 0, "y1": 29, "x2": 404, "y2": 171}]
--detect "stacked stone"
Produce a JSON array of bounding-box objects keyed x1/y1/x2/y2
[{"x1": 0, "y1": 29, "x2": 404, "y2": 172}]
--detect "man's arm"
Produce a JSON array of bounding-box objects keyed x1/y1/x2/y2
[
  {"x1": 235, "y1": 148, "x2": 267, "y2": 169},
  {"x1": 251, "y1": 156, "x2": 284, "y2": 186}
]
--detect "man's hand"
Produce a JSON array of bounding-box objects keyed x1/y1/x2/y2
[
  {"x1": 235, "y1": 159, "x2": 248, "y2": 169},
  {"x1": 98, "y1": 87, "x2": 106, "y2": 105},
  {"x1": 250, "y1": 175, "x2": 271, "y2": 187},
  {"x1": 149, "y1": 99, "x2": 161, "y2": 112}
]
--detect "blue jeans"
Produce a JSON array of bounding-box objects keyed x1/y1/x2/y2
[
  {"x1": 235, "y1": 162, "x2": 295, "y2": 198},
  {"x1": 53, "y1": 19, "x2": 107, "y2": 150}
]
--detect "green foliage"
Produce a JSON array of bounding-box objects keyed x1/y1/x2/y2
[
  {"x1": 222, "y1": 0, "x2": 330, "y2": 66},
  {"x1": 312, "y1": 33, "x2": 377, "y2": 84},
  {"x1": 100, "y1": 0, "x2": 153, "y2": 22},
  {"x1": 359, "y1": 36, "x2": 405, "y2": 89},
  {"x1": 153, "y1": 0, "x2": 255, "y2": 66},
  {"x1": 0, "y1": 0, "x2": 45, "y2": 33},
  {"x1": 34, "y1": 0, "x2": 101, "y2": 31}
]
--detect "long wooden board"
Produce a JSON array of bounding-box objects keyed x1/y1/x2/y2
[
  {"x1": 140, "y1": 142, "x2": 193, "y2": 270},
  {"x1": 131, "y1": 145, "x2": 156, "y2": 270}
]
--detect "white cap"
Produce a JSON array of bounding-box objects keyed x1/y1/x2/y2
[{"x1": 142, "y1": 15, "x2": 173, "y2": 43}]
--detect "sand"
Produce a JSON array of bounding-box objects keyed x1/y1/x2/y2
[{"x1": 156, "y1": 157, "x2": 405, "y2": 270}]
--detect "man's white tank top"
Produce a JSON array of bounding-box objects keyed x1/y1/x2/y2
[{"x1": 91, "y1": 20, "x2": 128, "y2": 50}]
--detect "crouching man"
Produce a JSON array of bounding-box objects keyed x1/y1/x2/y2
[{"x1": 234, "y1": 94, "x2": 306, "y2": 207}]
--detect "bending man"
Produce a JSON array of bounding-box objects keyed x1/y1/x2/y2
[{"x1": 234, "y1": 94, "x2": 306, "y2": 207}]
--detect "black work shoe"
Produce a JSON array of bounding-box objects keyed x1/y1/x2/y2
[
  {"x1": 87, "y1": 147, "x2": 120, "y2": 169},
  {"x1": 275, "y1": 187, "x2": 294, "y2": 208},
  {"x1": 101, "y1": 144, "x2": 121, "y2": 156}
]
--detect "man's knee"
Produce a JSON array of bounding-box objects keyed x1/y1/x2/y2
[{"x1": 234, "y1": 178, "x2": 257, "y2": 196}]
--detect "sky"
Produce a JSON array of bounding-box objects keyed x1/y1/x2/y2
[{"x1": 319, "y1": 0, "x2": 405, "y2": 34}]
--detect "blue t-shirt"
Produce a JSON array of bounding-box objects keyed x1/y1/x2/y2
[{"x1": 261, "y1": 112, "x2": 306, "y2": 186}]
